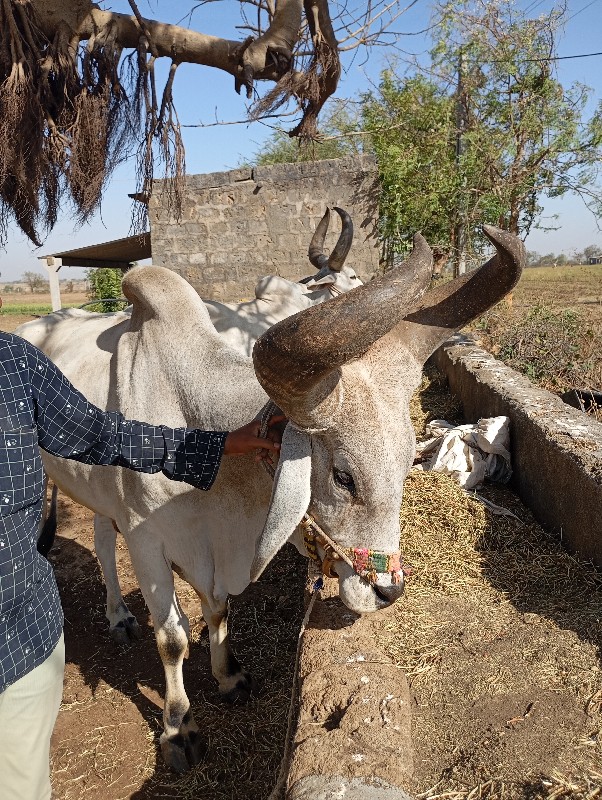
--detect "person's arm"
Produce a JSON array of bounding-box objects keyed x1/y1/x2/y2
[{"x1": 23, "y1": 338, "x2": 280, "y2": 491}]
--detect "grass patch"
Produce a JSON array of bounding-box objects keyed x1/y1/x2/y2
[
  {"x1": 0, "y1": 303, "x2": 82, "y2": 315},
  {"x1": 471, "y1": 262, "x2": 602, "y2": 419},
  {"x1": 475, "y1": 304, "x2": 601, "y2": 393}
]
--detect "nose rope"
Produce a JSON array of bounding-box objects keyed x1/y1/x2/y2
[{"x1": 258, "y1": 402, "x2": 409, "y2": 585}]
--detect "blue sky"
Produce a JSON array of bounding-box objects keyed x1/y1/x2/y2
[{"x1": 1, "y1": 0, "x2": 601, "y2": 280}]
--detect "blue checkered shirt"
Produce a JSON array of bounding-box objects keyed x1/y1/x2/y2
[{"x1": 0, "y1": 331, "x2": 227, "y2": 693}]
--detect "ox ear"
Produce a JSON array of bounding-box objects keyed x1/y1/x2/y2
[
  {"x1": 250, "y1": 425, "x2": 312, "y2": 582},
  {"x1": 304, "y1": 265, "x2": 337, "y2": 288}
]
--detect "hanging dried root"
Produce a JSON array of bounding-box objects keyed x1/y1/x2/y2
[
  {"x1": 132, "y1": 55, "x2": 185, "y2": 234},
  {"x1": 0, "y1": 0, "x2": 134, "y2": 245},
  {"x1": 0, "y1": 0, "x2": 184, "y2": 245},
  {"x1": 249, "y1": 0, "x2": 341, "y2": 142}
]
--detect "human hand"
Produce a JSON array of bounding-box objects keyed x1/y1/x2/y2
[{"x1": 224, "y1": 415, "x2": 287, "y2": 464}]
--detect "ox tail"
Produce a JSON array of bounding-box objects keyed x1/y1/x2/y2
[{"x1": 37, "y1": 481, "x2": 58, "y2": 558}]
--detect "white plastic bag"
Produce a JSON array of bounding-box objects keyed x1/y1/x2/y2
[{"x1": 414, "y1": 416, "x2": 512, "y2": 490}]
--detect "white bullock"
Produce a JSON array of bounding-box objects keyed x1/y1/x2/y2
[
  {"x1": 17, "y1": 225, "x2": 524, "y2": 772},
  {"x1": 27, "y1": 207, "x2": 361, "y2": 361},
  {"x1": 205, "y1": 206, "x2": 362, "y2": 356},
  {"x1": 31, "y1": 206, "x2": 363, "y2": 643}
]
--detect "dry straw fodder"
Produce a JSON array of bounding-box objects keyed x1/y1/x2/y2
[{"x1": 376, "y1": 370, "x2": 602, "y2": 799}]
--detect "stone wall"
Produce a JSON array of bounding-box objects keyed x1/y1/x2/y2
[{"x1": 149, "y1": 155, "x2": 380, "y2": 301}]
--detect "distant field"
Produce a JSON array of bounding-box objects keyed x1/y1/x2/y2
[
  {"x1": 0, "y1": 291, "x2": 90, "y2": 333},
  {"x1": 514, "y1": 264, "x2": 602, "y2": 320},
  {"x1": 1, "y1": 290, "x2": 88, "y2": 309}
]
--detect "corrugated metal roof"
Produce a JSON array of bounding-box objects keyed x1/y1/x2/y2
[{"x1": 41, "y1": 232, "x2": 151, "y2": 269}]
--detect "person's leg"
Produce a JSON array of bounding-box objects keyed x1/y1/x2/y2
[{"x1": 0, "y1": 633, "x2": 65, "y2": 800}]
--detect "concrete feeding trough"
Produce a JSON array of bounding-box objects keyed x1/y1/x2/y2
[{"x1": 430, "y1": 334, "x2": 602, "y2": 567}]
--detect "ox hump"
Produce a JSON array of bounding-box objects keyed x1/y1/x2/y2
[
  {"x1": 123, "y1": 265, "x2": 217, "y2": 334},
  {"x1": 254, "y1": 275, "x2": 305, "y2": 301}
]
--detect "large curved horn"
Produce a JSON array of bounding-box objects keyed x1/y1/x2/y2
[
  {"x1": 307, "y1": 207, "x2": 354, "y2": 273},
  {"x1": 399, "y1": 225, "x2": 525, "y2": 363},
  {"x1": 328, "y1": 207, "x2": 354, "y2": 271},
  {"x1": 308, "y1": 208, "x2": 331, "y2": 270},
  {"x1": 253, "y1": 233, "x2": 433, "y2": 420}
]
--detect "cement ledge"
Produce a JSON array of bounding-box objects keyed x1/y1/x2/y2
[
  {"x1": 430, "y1": 334, "x2": 602, "y2": 566},
  {"x1": 274, "y1": 571, "x2": 415, "y2": 800},
  {"x1": 288, "y1": 775, "x2": 413, "y2": 799}
]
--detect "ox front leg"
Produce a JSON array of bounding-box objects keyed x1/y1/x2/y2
[
  {"x1": 94, "y1": 514, "x2": 141, "y2": 644},
  {"x1": 200, "y1": 596, "x2": 254, "y2": 703},
  {"x1": 127, "y1": 534, "x2": 204, "y2": 771},
  {"x1": 155, "y1": 601, "x2": 205, "y2": 773}
]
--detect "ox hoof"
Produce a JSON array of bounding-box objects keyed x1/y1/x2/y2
[
  {"x1": 220, "y1": 672, "x2": 256, "y2": 704},
  {"x1": 160, "y1": 730, "x2": 206, "y2": 773},
  {"x1": 110, "y1": 616, "x2": 142, "y2": 645}
]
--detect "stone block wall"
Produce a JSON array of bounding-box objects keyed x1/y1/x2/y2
[{"x1": 149, "y1": 155, "x2": 380, "y2": 300}]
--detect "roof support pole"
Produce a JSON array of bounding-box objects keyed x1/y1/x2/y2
[{"x1": 40, "y1": 256, "x2": 62, "y2": 311}]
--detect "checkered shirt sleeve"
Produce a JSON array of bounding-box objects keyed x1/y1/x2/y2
[{"x1": 26, "y1": 340, "x2": 227, "y2": 491}]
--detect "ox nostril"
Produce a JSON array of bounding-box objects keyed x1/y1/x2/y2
[{"x1": 372, "y1": 578, "x2": 405, "y2": 604}]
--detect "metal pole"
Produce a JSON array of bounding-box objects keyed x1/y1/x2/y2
[{"x1": 455, "y1": 49, "x2": 468, "y2": 277}]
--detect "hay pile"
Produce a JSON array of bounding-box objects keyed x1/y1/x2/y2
[{"x1": 377, "y1": 369, "x2": 602, "y2": 799}]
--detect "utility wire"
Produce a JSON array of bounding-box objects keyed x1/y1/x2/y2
[
  {"x1": 542, "y1": 50, "x2": 602, "y2": 60},
  {"x1": 523, "y1": 0, "x2": 549, "y2": 14},
  {"x1": 523, "y1": 0, "x2": 599, "y2": 21},
  {"x1": 565, "y1": 0, "x2": 600, "y2": 23},
  {"x1": 489, "y1": 50, "x2": 602, "y2": 63}
]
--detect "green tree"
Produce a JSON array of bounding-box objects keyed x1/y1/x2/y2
[
  {"x1": 431, "y1": 0, "x2": 602, "y2": 239},
  {"x1": 250, "y1": 104, "x2": 363, "y2": 165},
  {"x1": 362, "y1": 0, "x2": 602, "y2": 271},
  {"x1": 583, "y1": 245, "x2": 602, "y2": 262},
  {"x1": 538, "y1": 253, "x2": 557, "y2": 266},
  {"x1": 86, "y1": 268, "x2": 125, "y2": 312},
  {"x1": 526, "y1": 250, "x2": 541, "y2": 267},
  {"x1": 362, "y1": 73, "x2": 457, "y2": 272}
]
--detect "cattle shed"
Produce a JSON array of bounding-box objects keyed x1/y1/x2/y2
[
  {"x1": 40, "y1": 155, "x2": 380, "y2": 309},
  {"x1": 39, "y1": 232, "x2": 151, "y2": 311},
  {"x1": 149, "y1": 155, "x2": 381, "y2": 300}
]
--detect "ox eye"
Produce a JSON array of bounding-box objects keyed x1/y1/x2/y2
[{"x1": 333, "y1": 469, "x2": 356, "y2": 496}]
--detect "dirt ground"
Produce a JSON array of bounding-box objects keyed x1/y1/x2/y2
[
  {"x1": 48, "y1": 495, "x2": 307, "y2": 800},
  {"x1": 0, "y1": 312, "x2": 41, "y2": 332}
]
